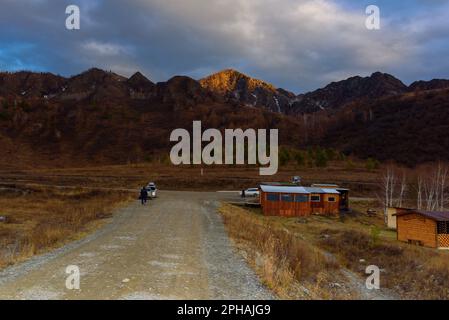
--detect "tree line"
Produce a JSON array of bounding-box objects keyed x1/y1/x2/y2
[{"x1": 380, "y1": 162, "x2": 449, "y2": 221}]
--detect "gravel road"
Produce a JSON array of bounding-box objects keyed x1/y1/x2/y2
[{"x1": 0, "y1": 191, "x2": 273, "y2": 300}]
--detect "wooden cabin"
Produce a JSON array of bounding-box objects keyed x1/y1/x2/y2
[
  {"x1": 259, "y1": 185, "x2": 342, "y2": 217},
  {"x1": 311, "y1": 184, "x2": 349, "y2": 211},
  {"x1": 395, "y1": 210, "x2": 449, "y2": 249}
]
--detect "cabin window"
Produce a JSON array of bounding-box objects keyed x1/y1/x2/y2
[
  {"x1": 267, "y1": 193, "x2": 280, "y2": 202},
  {"x1": 327, "y1": 197, "x2": 336, "y2": 202},
  {"x1": 295, "y1": 195, "x2": 309, "y2": 203},
  {"x1": 437, "y1": 222, "x2": 449, "y2": 234},
  {"x1": 281, "y1": 194, "x2": 293, "y2": 202},
  {"x1": 311, "y1": 195, "x2": 321, "y2": 202}
]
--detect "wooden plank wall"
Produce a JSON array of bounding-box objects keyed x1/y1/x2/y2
[
  {"x1": 260, "y1": 191, "x2": 339, "y2": 217},
  {"x1": 397, "y1": 213, "x2": 437, "y2": 248},
  {"x1": 323, "y1": 194, "x2": 340, "y2": 215}
]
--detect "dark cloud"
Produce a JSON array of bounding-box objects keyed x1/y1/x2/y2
[{"x1": 0, "y1": 0, "x2": 448, "y2": 92}]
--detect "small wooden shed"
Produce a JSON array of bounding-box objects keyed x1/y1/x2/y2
[
  {"x1": 395, "y1": 210, "x2": 449, "y2": 249},
  {"x1": 386, "y1": 207, "x2": 410, "y2": 229},
  {"x1": 259, "y1": 185, "x2": 341, "y2": 217}
]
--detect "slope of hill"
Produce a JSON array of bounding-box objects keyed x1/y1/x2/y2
[
  {"x1": 126, "y1": 71, "x2": 155, "y2": 99},
  {"x1": 291, "y1": 72, "x2": 408, "y2": 113},
  {"x1": 409, "y1": 79, "x2": 449, "y2": 91},
  {"x1": 322, "y1": 88, "x2": 449, "y2": 165},
  {"x1": 199, "y1": 69, "x2": 297, "y2": 113},
  {"x1": 0, "y1": 71, "x2": 66, "y2": 98},
  {"x1": 0, "y1": 69, "x2": 303, "y2": 168},
  {"x1": 0, "y1": 68, "x2": 449, "y2": 168}
]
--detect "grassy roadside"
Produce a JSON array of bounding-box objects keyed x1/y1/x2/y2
[
  {"x1": 219, "y1": 203, "x2": 357, "y2": 299},
  {"x1": 219, "y1": 202, "x2": 449, "y2": 300},
  {"x1": 318, "y1": 229, "x2": 449, "y2": 299},
  {"x1": 0, "y1": 185, "x2": 133, "y2": 269}
]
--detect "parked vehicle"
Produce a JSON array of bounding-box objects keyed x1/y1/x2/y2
[
  {"x1": 240, "y1": 188, "x2": 259, "y2": 197},
  {"x1": 146, "y1": 183, "x2": 158, "y2": 198},
  {"x1": 292, "y1": 176, "x2": 301, "y2": 185},
  {"x1": 147, "y1": 182, "x2": 156, "y2": 187}
]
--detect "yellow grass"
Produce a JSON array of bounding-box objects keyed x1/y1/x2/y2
[
  {"x1": 0, "y1": 185, "x2": 133, "y2": 269},
  {"x1": 219, "y1": 203, "x2": 355, "y2": 299},
  {"x1": 0, "y1": 160, "x2": 380, "y2": 194},
  {"x1": 220, "y1": 200, "x2": 449, "y2": 300}
]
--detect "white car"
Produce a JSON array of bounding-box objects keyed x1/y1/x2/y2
[
  {"x1": 146, "y1": 186, "x2": 157, "y2": 198},
  {"x1": 241, "y1": 188, "x2": 260, "y2": 197},
  {"x1": 146, "y1": 183, "x2": 158, "y2": 198}
]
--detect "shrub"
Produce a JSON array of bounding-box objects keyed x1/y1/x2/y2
[
  {"x1": 294, "y1": 150, "x2": 305, "y2": 167},
  {"x1": 19, "y1": 100, "x2": 32, "y2": 113},
  {"x1": 279, "y1": 148, "x2": 291, "y2": 166},
  {"x1": 370, "y1": 226, "x2": 381, "y2": 247},
  {"x1": 345, "y1": 159, "x2": 355, "y2": 170},
  {"x1": 365, "y1": 158, "x2": 380, "y2": 171},
  {"x1": 1, "y1": 100, "x2": 9, "y2": 109},
  {"x1": 0, "y1": 110, "x2": 12, "y2": 121},
  {"x1": 315, "y1": 149, "x2": 328, "y2": 167},
  {"x1": 325, "y1": 148, "x2": 337, "y2": 161},
  {"x1": 144, "y1": 154, "x2": 153, "y2": 163}
]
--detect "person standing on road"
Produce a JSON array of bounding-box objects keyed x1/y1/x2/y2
[{"x1": 140, "y1": 187, "x2": 148, "y2": 205}]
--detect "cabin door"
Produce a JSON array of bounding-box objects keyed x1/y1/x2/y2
[{"x1": 338, "y1": 190, "x2": 349, "y2": 211}]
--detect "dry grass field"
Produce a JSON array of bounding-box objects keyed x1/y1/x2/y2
[
  {"x1": 219, "y1": 203, "x2": 350, "y2": 299},
  {"x1": 0, "y1": 159, "x2": 380, "y2": 195},
  {"x1": 0, "y1": 160, "x2": 380, "y2": 273},
  {"x1": 220, "y1": 200, "x2": 449, "y2": 300},
  {"x1": 0, "y1": 185, "x2": 133, "y2": 269}
]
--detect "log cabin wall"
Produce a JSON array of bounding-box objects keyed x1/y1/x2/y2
[
  {"x1": 323, "y1": 194, "x2": 340, "y2": 215},
  {"x1": 260, "y1": 190, "x2": 339, "y2": 217},
  {"x1": 397, "y1": 213, "x2": 437, "y2": 248},
  {"x1": 310, "y1": 193, "x2": 323, "y2": 214}
]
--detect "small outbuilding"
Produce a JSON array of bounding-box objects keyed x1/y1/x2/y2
[
  {"x1": 395, "y1": 210, "x2": 449, "y2": 249},
  {"x1": 259, "y1": 185, "x2": 342, "y2": 217},
  {"x1": 386, "y1": 207, "x2": 411, "y2": 229}
]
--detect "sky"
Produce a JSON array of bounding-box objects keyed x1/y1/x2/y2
[{"x1": 0, "y1": 0, "x2": 448, "y2": 93}]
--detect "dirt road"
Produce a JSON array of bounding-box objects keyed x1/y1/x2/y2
[{"x1": 0, "y1": 191, "x2": 273, "y2": 300}]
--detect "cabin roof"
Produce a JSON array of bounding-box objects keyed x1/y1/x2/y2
[
  {"x1": 395, "y1": 210, "x2": 449, "y2": 222},
  {"x1": 260, "y1": 182, "x2": 297, "y2": 186},
  {"x1": 260, "y1": 185, "x2": 341, "y2": 194},
  {"x1": 318, "y1": 188, "x2": 341, "y2": 194},
  {"x1": 311, "y1": 183, "x2": 339, "y2": 188},
  {"x1": 303, "y1": 187, "x2": 340, "y2": 194},
  {"x1": 260, "y1": 185, "x2": 310, "y2": 194}
]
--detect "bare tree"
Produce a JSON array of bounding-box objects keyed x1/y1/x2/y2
[
  {"x1": 417, "y1": 175, "x2": 423, "y2": 210},
  {"x1": 381, "y1": 166, "x2": 396, "y2": 223},
  {"x1": 389, "y1": 172, "x2": 396, "y2": 208},
  {"x1": 397, "y1": 171, "x2": 407, "y2": 208},
  {"x1": 439, "y1": 163, "x2": 448, "y2": 210},
  {"x1": 302, "y1": 114, "x2": 308, "y2": 144},
  {"x1": 381, "y1": 163, "x2": 448, "y2": 215},
  {"x1": 424, "y1": 174, "x2": 437, "y2": 211},
  {"x1": 420, "y1": 162, "x2": 448, "y2": 211}
]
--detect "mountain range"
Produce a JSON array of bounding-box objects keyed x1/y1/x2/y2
[{"x1": 0, "y1": 68, "x2": 448, "y2": 168}]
